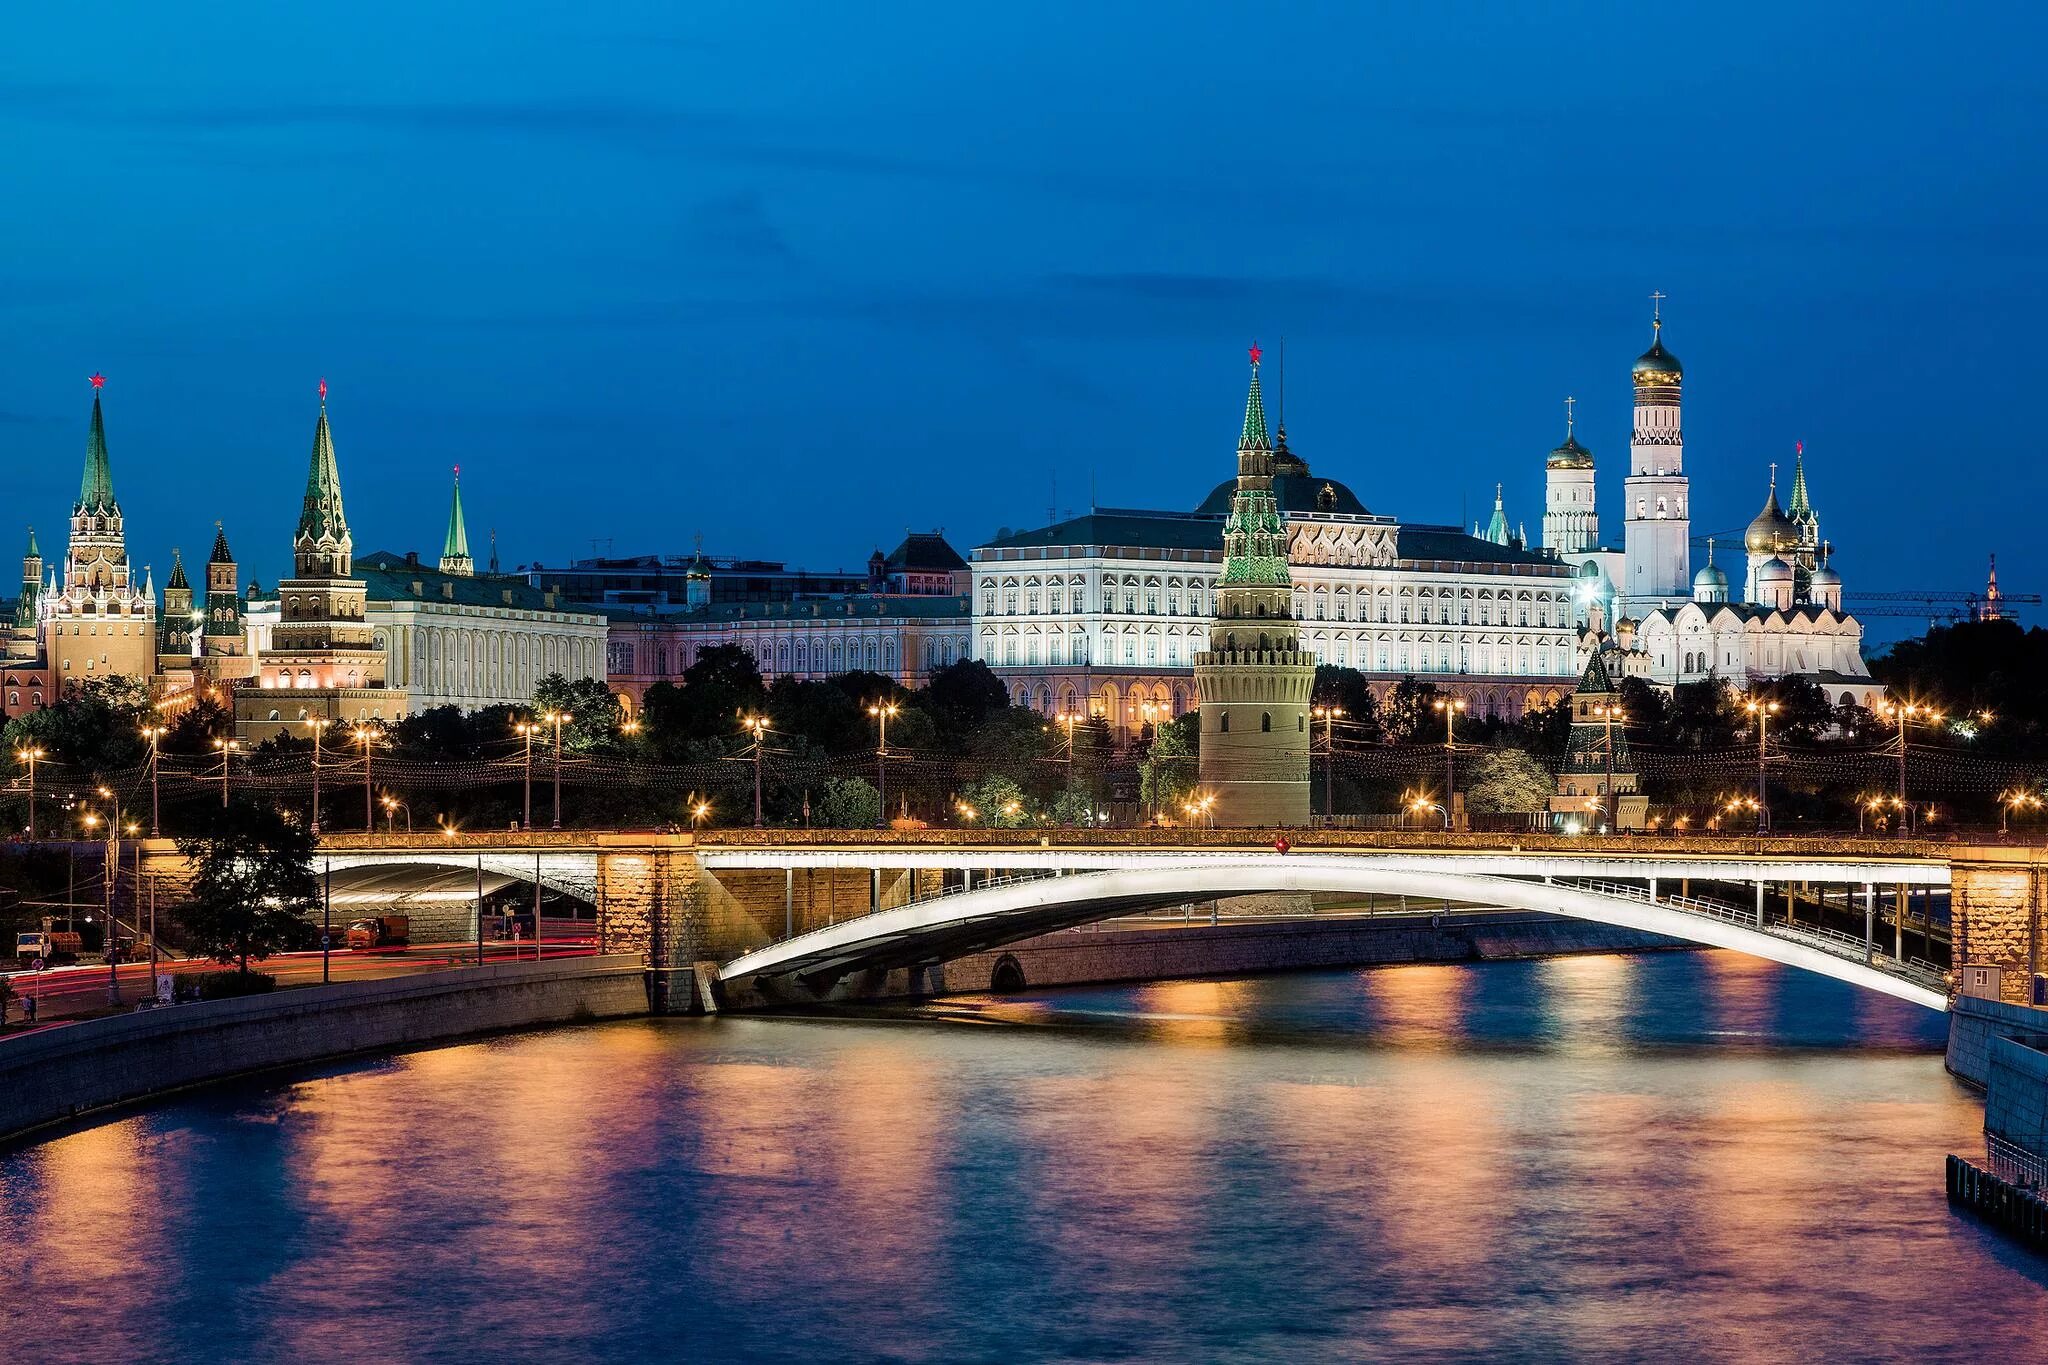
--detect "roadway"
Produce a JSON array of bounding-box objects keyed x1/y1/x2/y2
[{"x1": 0, "y1": 936, "x2": 598, "y2": 1035}]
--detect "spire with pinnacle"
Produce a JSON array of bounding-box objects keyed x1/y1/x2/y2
[
  {"x1": 165, "y1": 546, "x2": 189, "y2": 592},
  {"x1": 1240, "y1": 344, "x2": 1271, "y2": 451},
  {"x1": 294, "y1": 379, "x2": 353, "y2": 578},
  {"x1": 209, "y1": 520, "x2": 233, "y2": 566},
  {"x1": 440, "y1": 465, "x2": 474, "y2": 576},
  {"x1": 488, "y1": 528, "x2": 499, "y2": 575},
  {"x1": 1483, "y1": 483, "x2": 1511, "y2": 546},
  {"x1": 77, "y1": 375, "x2": 116, "y2": 513}
]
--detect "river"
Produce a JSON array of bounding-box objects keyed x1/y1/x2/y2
[{"x1": 3, "y1": 950, "x2": 2043, "y2": 1362}]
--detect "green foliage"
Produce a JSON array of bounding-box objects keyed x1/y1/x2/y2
[
  {"x1": 1514, "y1": 696, "x2": 1573, "y2": 760},
  {"x1": 1464, "y1": 747, "x2": 1554, "y2": 813},
  {"x1": 1666, "y1": 678, "x2": 1737, "y2": 749},
  {"x1": 1381, "y1": 677, "x2": 1445, "y2": 744},
  {"x1": 1139, "y1": 713, "x2": 1199, "y2": 815},
  {"x1": 162, "y1": 690, "x2": 235, "y2": 756},
  {"x1": 812, "y1": 776, "x2": 880, "y2": 829},
  {"x1": 959, "y1": 774, "x2": 1030, "y2": 827},
  {"x1": 174, "y1": 800, "x2": 320, "y2": 974},
  {"x1": 1044, "y1": 784, "x2": 1098, "y2": 827},
  {"x1": 533, "y1": 673, "x2": 623, "y2": 751},
  {"x1": 1, "y1": 675, "x2": 152, "y2": 776},
  {"x1": 923, "y1": 659, "x2": 1010, "y2": 739},
  {"x1": 1311, "y1": 666, "x2": 1382, "y2": 741},
  {"x1": 967, "y1": 709, "x2": 1054, "y2": 767}
]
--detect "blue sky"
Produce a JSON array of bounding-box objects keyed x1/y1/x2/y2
[{"x1": 2, "y1": 2, "x2": 2042, "y2": 641}]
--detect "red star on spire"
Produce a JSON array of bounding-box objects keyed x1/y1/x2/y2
[
  {"x1": 88, "y1": 372, "x2": 105, "y2": 390},
  {"x1": 1248, "y1": 343, "x2": 1263, "y2": 368},
  {"x1": 1795, "y1": 440, "x2": 1803, "y2": 456},
  {"x1": 318, "y1": 377, "x2": 328, "y2": 402}
]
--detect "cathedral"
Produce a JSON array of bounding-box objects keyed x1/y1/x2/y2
[{"x1": 1542, "y1": 304, "x2": 1876, "y2": 705}]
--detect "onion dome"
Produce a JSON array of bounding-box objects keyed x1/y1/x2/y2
[
  {"x1": 1758, "y1": 555, "x2": 1793, "y2": 584},
  {"x1": 1633, "y1": 316, "x2": 1683, "y2": 379},
  {"x1": 1810, "y1": 562, "x2": 1840, "y2": 588},
  {"x1": 1693, "y1": 561, "x2": 1728, "y2": 595},
  {"x1": 1547, "y1": 396, "x2": 1593, "y2": 468},
  {"x1": 1744, "y1": 470, "x2": 1799, "y2": 555}
]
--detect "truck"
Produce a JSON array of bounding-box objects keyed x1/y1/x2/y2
[
  {"x1": 15, "y1": 930, "x2": 83, "y2": 966},
  {"x1": 345, "y1": 915, "x2": 410, "y2": 951}
]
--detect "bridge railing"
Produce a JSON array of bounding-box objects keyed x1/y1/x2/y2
[{"x1": 1555, "y1": 878, "x2": 1947, "y2": 992}]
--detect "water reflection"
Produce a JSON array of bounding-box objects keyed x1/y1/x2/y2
[{"x1": 2, "y1": 950, "x2": 2035, "y2": 1363}]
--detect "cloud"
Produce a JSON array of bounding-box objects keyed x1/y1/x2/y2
[{"x1": 681, "y1": 190, "x2": 799, "y2": 267}]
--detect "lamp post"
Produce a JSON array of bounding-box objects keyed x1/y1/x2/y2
[
  {"x1": 1406, "y1": 790, "x2": 1452, "y2": 832},
  {"x1": 690, "y1": 796, "x2": 711, "y2": 832},
  {"x1": 351, "y1": 724, "x2": 382, "y2": 830},
  {"x1": 212, "y1": 737, "x2": 241, "y2": 808},
  {"x1": 867, "y1": 700, "x2": 899, "y2": 829},
  {"x1": 304, "y1": 717, "x2": 331, "y2": 835},
  {"x1": 2001, "y1": 789, "x2": 2040, "y2": 835},
  {"x1": 1432, "y1": 696, "x2": 1467, "y2": 828},
  {"x1": 741, "y1": 713, "x2": 770, "y2": 827},
  {"x1": 139, "y1": 723, "x2": 167, "y2": 836},
  {"x1": 1741, "y1": 696, "x2": 1779, "y2": 834},
  {"x1": 541, "y1": 709, "x2": 568, "y2": 830},
  {"x1": 15, "y1": 745, "x2": 43, "y2": 840},
  {"x1": 1877, "y1": 699, "x2": 1942, "y2": 836},
  {"x1": 514, "y1": 718, "x2": 538, "y2": 829},
  {"x1": 380, "y1": 794, "x2": 412, "y2": 833},
  {"x1": 1588, "y1": 702, "x2": 1624, "y2": 833},
  {"x1": 1311, "y1": 704, "x2": 1344, "y2": 821}
]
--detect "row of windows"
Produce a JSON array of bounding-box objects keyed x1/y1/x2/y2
[{"x1": 976, "y1": 630, "x2": 1571, "y2": 677}]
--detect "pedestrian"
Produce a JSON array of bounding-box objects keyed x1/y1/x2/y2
[{"x1": 23, "y1": 993, "x2": 36, "y2": 1025}]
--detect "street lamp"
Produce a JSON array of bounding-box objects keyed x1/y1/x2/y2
[
  {"x1": 1875, "y1": 698, "x2": 1943, "y2": 836},
  {"x1": 1740, "y1": 695, "x2": 1780, "y2": 834},
  {"x1": 212, "y1": 737, "x2": 241, "y2": 808},
  {"x1": 303, "y1": 717, "x2": 332, "y2": 835},
  {"x1": 138, "y1": 723, "x2": 167, "y2": 836},
  {"x1": 1311, "y1": 704, "x2": 1345, "y2": 821},
  {"x1": 16, "y1": 745, "x2": 44, "y2": 840},
  {"x1": 1432, "y1": 696, "x2": 1467, "y2": 828},
  {"x1": 380, "y1": 794, "x2": 412, "y2": 833},
  {"x1": 867, "y1": 700, "x2": 900, "y2": 829},
  {"x1": 351, "y1": 724, "x2": 383, "y2": 830},
  {"x1": 1405, "y1": 789, "x2": 1451, "y2": 832},
  {"x1": 956, "y1": 801, "x2": 979, "y2": 824},
  {"x1": 540, "y1": 709, "x2": 569, "y2": 830},
  {"x1": 689, "y1": 796, "x2": 711, "y2": 831},
  {"x1": 741, "y1": 713, "x2": 770, "y2": 827},
  {"x1": 2000, "y1": 788, "x2": 2041, "y2": 835},
  {"x1": 1591, "y1": 702, "x2": 1625, "y2": 833},
  {"x1": 514, "y1": 717, "x2": 539, "y2": 829}
]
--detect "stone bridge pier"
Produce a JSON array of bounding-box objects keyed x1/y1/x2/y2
[{"x1": 1951, "y1": 846, "x2": 2048, "y2": 1005}]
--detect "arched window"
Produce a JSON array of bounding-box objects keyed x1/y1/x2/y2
[
  {"x1": 1261, "y1": 712, "x2": 1272, "y2": 732},
  {"x1": 1220, "y1": 711, "x2": 1230, "y2": 733}
]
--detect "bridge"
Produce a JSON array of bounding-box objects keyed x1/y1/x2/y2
[{"x1": 116, "y1": 827, "x2": 2035, "y2": 1014}]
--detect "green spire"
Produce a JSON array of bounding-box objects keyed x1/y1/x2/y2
[
  {"x1": 1240, "y1": 345, "x2": 1271, "y2": 450},
  {"x1": 209, "y1": 521, "x2": 233, "y2": 565},
  {"x1": 443, "y1": 467, "x2": 470, "y2": 560},
  {"x1": 165, "y1": 546, "x2": 189, "y2": 591},
  {"x1": 1787, "y1": 442, "x2": 1814, "y2": 521},
  {"x1": 78, "y1": 385, "x2": 115, "y2": 512},
  {"x1": 297, "y1": 386, "x2": 348, "y2": 544},
  {"x1": 24, "y1": 525, "x2": 39, "y2": 561},
  {"x1": 1483, "y1": 483, "x2": 1510, "y2": 546}
]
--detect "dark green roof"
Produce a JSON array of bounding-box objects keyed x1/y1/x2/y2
[
  {"x1": 612, "y1": 594, "x2": 971, "y2": 626},
  {"x1": 298, "y1": 403, "x2": 348, "y2": 542},
  {"x1": 357, "y1": 551, "x2": 603, "y2": 615},
  {"x1": 78, "y1": 391, "x2": 115, "y2": 512},
  {"x1": 1241, "y1": 363, "x2": 1270, "y2": 449},
  {"x1": 1193, "y1": 471, "x2": 1370, "y2": 517},
  {"x1": 1394, "y1": 526, "x2": 1562, "y2": 568},
  {"x1": 884, "y1": 532, "x2": 966, "y2": 572},
  {"x1": 982, "y1": 510, "x2": 1226, "y2": 553}
]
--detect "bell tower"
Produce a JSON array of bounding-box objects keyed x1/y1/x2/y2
[{"x1": 1621, "y1": 294, "x2": 1690, "y2": 613}]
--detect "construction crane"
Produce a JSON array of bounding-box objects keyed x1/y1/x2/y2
[{"x1": 1842, "y1": 590, "x2": 2039, "y2": 626}]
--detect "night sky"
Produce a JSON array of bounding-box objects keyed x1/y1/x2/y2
[{"x1": 4, "y1": 3, "x2": 2042, "y2": 642}]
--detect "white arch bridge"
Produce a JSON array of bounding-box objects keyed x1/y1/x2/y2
[{"x1": 713, "y1": 850, "x2": 1952, "y2": 1010}]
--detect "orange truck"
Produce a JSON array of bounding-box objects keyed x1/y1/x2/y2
[{"x1": 345, "y1": 915, "x2": 410, "y2": 950}]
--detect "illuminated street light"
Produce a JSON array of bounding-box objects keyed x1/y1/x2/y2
[
  {"x1": 2000, "y1": 788, "x2": 2041, "y2": 835},
  {"x1": 1311, "y1": 704, "x2": 1345, "y2": 822},
  {"x1": 1740, "y1": 694, "x2": 1780, "y2": 834},
  {"x1": 15, "y1": 745, "x2": 45, "y2": 840},
  {"x1": 741, "y1": 713, "x2": 771, "y2": 827},
  {"x1": 1876, "y1": 698, "x2": 1943, "y2": 835},
  {"x1": 1432, "y1": 697, "x2": 1467, "y2": 828},
  {"x1": 867, "y1": 700, "x2": 900, "y2": 830}
]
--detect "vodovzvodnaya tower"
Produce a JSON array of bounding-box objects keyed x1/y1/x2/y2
[{"x1": 1195, "y1": 346, "x2": 1315, "y2": 826}]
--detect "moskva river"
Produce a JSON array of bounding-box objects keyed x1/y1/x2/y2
[{"x1": 5, "y1": 951, "x2": 2043, "y2": 1362}]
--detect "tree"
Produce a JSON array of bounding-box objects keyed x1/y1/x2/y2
[
  {"x1": 532, "y1": 673, "x2": 623, "y2": 751},
  {"x1": 1667, "y1": 677, "x2": 1737, "y2": 749},
  {"x1": 1139, "y1": 712, "x2": 1199, "y2": 816},
  {"x1": 960, "y1": 774, "x2": 1030, "y2": 827},
  {"x1": 812, "y1": 776, "x2": 880, "y2": 829},
  {"x1": 1464, "y1": 747, "x2": 1554, "y2": 814},
  {"x1": 1044, "y1": 784, "x2": 1097, "y2": 827},
  {"x1": 1381, "y1": 678, "x2": 1445, "y2": 744},
  {"x1": 175, "y1": 800, "x2": 319, "y2": 975},
  {"x1": 1515, "y1": 696, "x2": 1573, "y2": 761},
  {"x1": 923, "y1": 658, "x2": 1010, "y2": 739},
  {"x1": 1, "y1": 675, "x2": 152, "y2": 775},
  {"x1": 1311, "y1": 665, "x2": 1382, "y2": 742}
]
